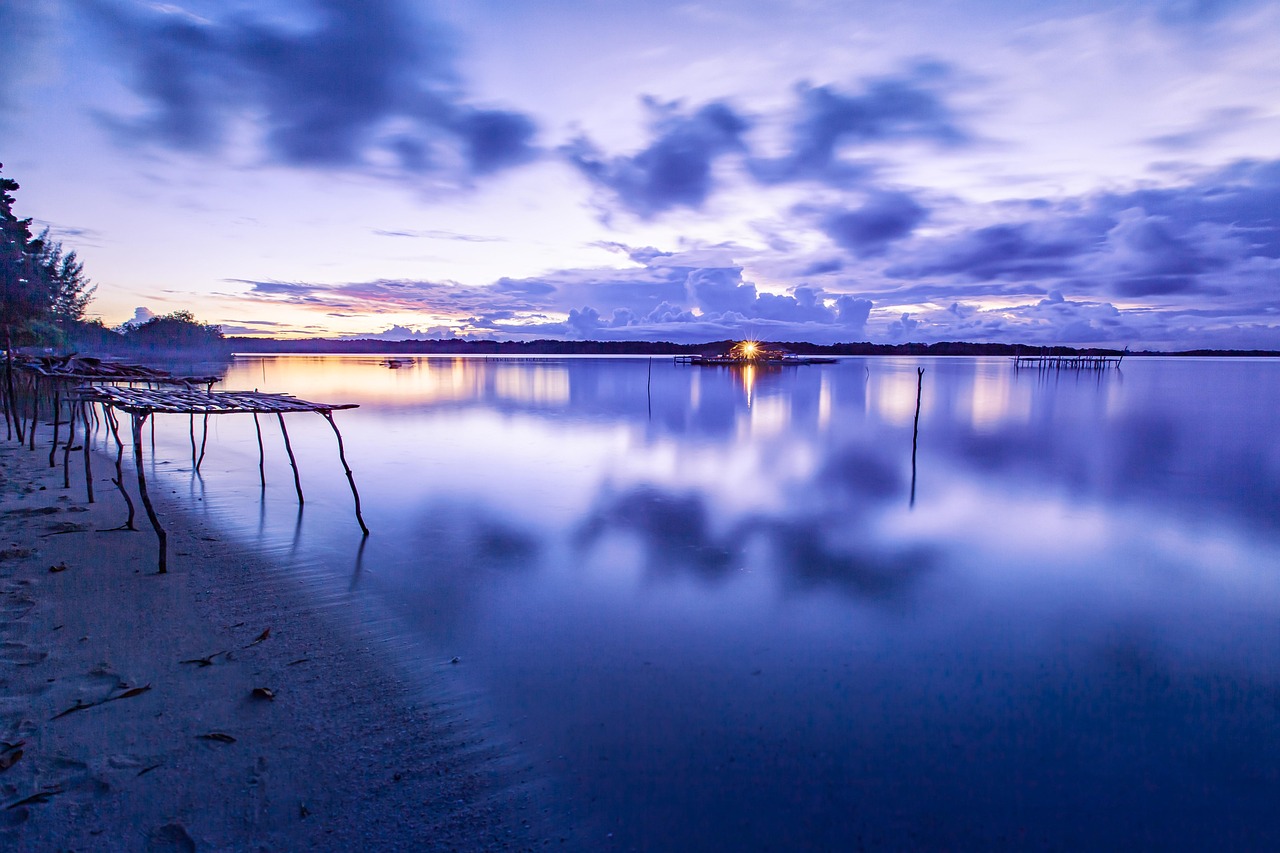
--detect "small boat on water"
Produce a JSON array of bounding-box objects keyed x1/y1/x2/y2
[
  {"x1": 674, "y1": 341, "x2": 837, "y2": 366},
  {"x1": 382, "y1": 358, "x2": 413, "y2": 369}
]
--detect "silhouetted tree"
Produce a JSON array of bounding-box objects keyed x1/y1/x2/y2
[
  {"x1": 125, "y1": 309, "x2": 225, "y2": 350},
  {"x1": 34, "y1": 228, "x2": 95, "y2": 331},
  {"x1": 1, "y1": 163, "x2": 49, "y2": 347}
]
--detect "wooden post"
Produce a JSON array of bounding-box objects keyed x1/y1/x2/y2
[
  {"x1": 189, "y1": 411, "x2": 197, "y2": 467},
  {"x1": 253, "y1": 412, "x2": 266, "y2": 486},
  {"x1": 81, "y1": 401, "x2": 94, "y2": 504},
  {"x1": 104, "y1": 406, "x2": 136, "y2": 530},
  {"x1": 321, "y1": 410, "x2": 368, "y2": 536},
  {"x1": 196, "y1": 413, "x2": 209, "y2": 471},
  {"x1": 28, "y1": 374, "x2": 38, "y2": 451},
  {"x1": 277, "y1": 413, "x2": 304, "y2": 505},
  {"x1": 911, "y1": 367, "x2": 923, "y2": 509},
  {"x1": 132, "y1": 412, "x2": 166, "y2": 573},
  {"x1": 62, "y1": 392, "x2": 76, "y2": 489},
  {"x1": 48, "y1": 385, "x2": 61, "y2": 467}
]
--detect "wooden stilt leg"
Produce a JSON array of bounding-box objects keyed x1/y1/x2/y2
[
  {"x1": 105, "y1": 407, "x2": 136, "y2": 530},
  {"x1": 81, "y1": 402, "x2": 94, "y2": 504},
  {"x1": 277, "y1": 414, "x2": 303, "y2": 505},
  {"x1": 62, "y1": 393, "x2": 75, "y2": 489},
  {"x1": 49, "y1": 386, "x2": 61, "y2": 467},
  {"x1": 132, "y1": 413, "x2": 166, "y2": 573},
  {"x1": 253, "y1": 413, "x2": 266, "y2": 486},
  {"x1": 28, "y1": 376, "x2": 38, "y2": 451},
  {"x1": 196, "y1": 413, "x2": 209, "y2": 471},
  {"x1": 321, "y1": 411, "x2": 368, "y2": 536}
]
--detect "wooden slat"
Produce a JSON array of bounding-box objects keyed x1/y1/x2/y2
[{"x1": 75, "y1": 385, "x2": 357, "y2": 416}]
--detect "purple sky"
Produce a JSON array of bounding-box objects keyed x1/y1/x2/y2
[{"x1": 2, "y1": 0, "x2": 1278, "y2": 347}]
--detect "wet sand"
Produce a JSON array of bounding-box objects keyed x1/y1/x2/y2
[{"x1": 0, "y1": 437, "x2": 569, "y2": 850}]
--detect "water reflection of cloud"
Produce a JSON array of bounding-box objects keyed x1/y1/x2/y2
[
  {"x1": 577, "y1": 486, "x2": 740, "y2": 580},
  {"x1": 577, "y1": 478, "x2": 934, "y2": 603}
]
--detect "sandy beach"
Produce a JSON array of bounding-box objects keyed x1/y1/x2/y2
[{"x1": 0, "y1": 435, "x2": 570, "y2": 851}]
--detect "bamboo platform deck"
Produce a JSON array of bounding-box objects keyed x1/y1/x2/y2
[{"x1": 68, "y1": 386, "x2": 367, "y2": 573}]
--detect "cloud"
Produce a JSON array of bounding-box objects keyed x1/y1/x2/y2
[
  {"x1": 1144, "y1": 106, "x2": 1258, "y2": 151},
  {"x1": 1098, "y1": 208, "x2": 1229, "y2": 296},
  {"x1": 228, "y1": 248, "x2": 880, "y2": 343},
  {"x1": 887, "y1": 222, "x2": 1090, "y2": 282},
  {"x1": 818, "y1": 191, "x2": 929, "y2": 257},
  {"x1": 86, "y1": 0, "x2": 538, "y2": 178},
  {"x1": 564, "y1": 98, "x2": 749, "y2": 217},
  {"x1": 751, "y1": 65, "x2": 970, "y2": 186},
  {"x1": 371, "y1": 228, "x2": 503, "y2": 242},
  {"x1": 123, "y1": 306, "x2": 155, "y2": 327}
]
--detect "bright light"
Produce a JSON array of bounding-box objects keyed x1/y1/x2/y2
[{"x1": 742, "y1": 341, "x2": 758, "y2": 358}]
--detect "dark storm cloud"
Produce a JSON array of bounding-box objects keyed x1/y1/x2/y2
[
  {"x1": 85, "y1": 0, "x2": 538, "y2": 177},
  {"x1": 887, "y1": 222, "x2": 1090, "y2": 281},
  {"x1": 818, "y1": 191, "x2": 928, "y2": 257},
  {"x1": 564, "y1": 99, "x2": 749, "y2": 217},
  {"x1": 751, "y1": 65, "x2": 970, "y2": 186}
]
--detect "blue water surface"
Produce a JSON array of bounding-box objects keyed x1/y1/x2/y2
[{"x1": 120, "y1": 355, "x2": 1280, "y2": 849}]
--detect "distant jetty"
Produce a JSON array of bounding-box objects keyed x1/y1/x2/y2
[{"x1": 1012, "y1": 350, "x2": 1125, "y2": 370}]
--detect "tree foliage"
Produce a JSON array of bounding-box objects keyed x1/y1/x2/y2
[
  {"x1": 0, "y1": 163, "x2": 50, "y2": 345},
  {"x1": 125, "y1": 309, "x2": 225, "y2": 349},
  {"x1": 35, "y1": 228, "x2": 95, "y2": 328},
  {"x1": 1, "y1": 163, "x2": 99, "y2": 348}
]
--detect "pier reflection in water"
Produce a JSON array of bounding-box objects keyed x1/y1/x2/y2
[{"x1": 130, "y1": 355, "x2": 1280, "y2": 850}]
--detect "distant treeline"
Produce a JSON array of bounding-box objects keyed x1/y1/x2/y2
[{"x1": 226, "y1": 337, "x2": 1278, "y2": 357}]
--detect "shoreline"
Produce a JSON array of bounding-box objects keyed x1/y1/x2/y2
[{"x1": 0, "y1": 436, "x2": 572, "y2": 850}]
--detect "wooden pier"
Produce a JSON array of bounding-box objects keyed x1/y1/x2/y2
[
  {"x1": 75, "y1": 385, "x2": 368, "y2": 573},
  {"x1": 3, "y1": 355, "x2": 368, "y2": 574},
  {"x1": 1012, "y1": 352, "x2": 1124, "y2": 370}
]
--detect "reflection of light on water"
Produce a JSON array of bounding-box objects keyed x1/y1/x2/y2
[
  {"x1": 969, "y1": 368, "x2": 1030, "y2": 429},
  {"x1": 226, "y1": 355, "x2": 490, "y2": 404},
  {"x1": 869, "y1": 369, "x2": 920, "y2": 425},
  {"x1": 493, "y1": 365, "x2": 570, "y2": 404},
  {"x1": 739, "y1": 364, "x2": 756, "y2": 404},
  {"x1": 751, "y1": 394, "x2": 790, "y2": 435},
  {"x1": 818, "y1": 372, "x2": 831, "y2": 431}
]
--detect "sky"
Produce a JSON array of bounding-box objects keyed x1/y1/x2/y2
[{"x1": 1, "y1": 0, "x2": 1278, "y2": 348}]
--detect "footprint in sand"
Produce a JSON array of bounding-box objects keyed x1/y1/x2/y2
[
  {"x1": 1, "y1": 507, "x2": 60, "y2": 518},
  {"x1": 0, "y1": 596, "x2": 35, "y2": 623},
  {"x1": 146, "y1": 822, "x2": 196, "y2": 852},
  {"x1": 0, "y1": 642, "x2": 47, "y2": 666}
]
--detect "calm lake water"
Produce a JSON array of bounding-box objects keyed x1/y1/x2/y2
[{"x1": 121, "y1": 355, "x2": 1280, "y2": 849}]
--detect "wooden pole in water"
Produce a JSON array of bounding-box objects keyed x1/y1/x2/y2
[
  {"x1": 104, "y1": 406, "x2": 136, "y2": 530},
  {"x1": 253, "y1": 412, "x2": 266, "y2": 486},
  {"x1": 132, "y1": 412, "x2": 166, "y2": 573},
  {"x1": 276, "y1": 413, "x2": 304, "y2": 505},
  {"x1": 80, "y1": 401, "x2": 94, "y2": 504},
  {"x1": 320, "y1": 410, "x2": 368, "y2": 536},
  {"x1": 911, "y1": 367, "x2": 923, "y2": 508},
  {"x1": 189, "y1": 411, "x2": 197, "y2": 467}
]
